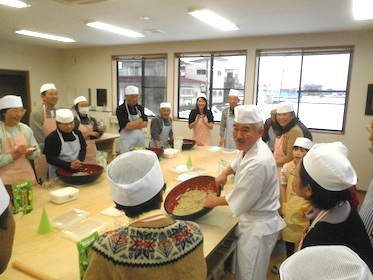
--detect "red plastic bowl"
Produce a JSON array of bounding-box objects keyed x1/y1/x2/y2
[
  {"x1": 164, "y1": 176, "x2": 220, "y2": 220},
  {"x1": 168, "y1": 138, "x2": 196, "y2": 150},
  {"x1": 56, "y1": 164, "x2": 104, "y2": 185},
  {"x1": 145, "y1": 147, "x2": 164, "y2": 159}
]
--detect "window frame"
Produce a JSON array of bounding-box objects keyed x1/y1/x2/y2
[{"x1": 255, "y1": 46, "x2": 354, "y2": 133}]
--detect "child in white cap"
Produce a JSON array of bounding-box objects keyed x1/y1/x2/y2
[
  {"x1": 272, "y1": 137, "x2": 314, "y2": 274},
  {"x1": 280, "y1": 245, "x2": 373, "y2": 280},
  {"x1": 43, "y1": 109, "x2": 87, "y2": 179},
  {"x1": 149, "y1": 102, "x2": 173, "y2": 149},
  {"x1": 0, "y1": 95, "x2": 40, "y2": 186},
  {"x1": 73, "y1": 96, "x2": 101, "y2": 164},
  {"x1": 84, "y1": 150, "x2": 207, "y2": 279},
  {"x1": 0, "y1": 178, "x2": 15, "y2": 274},
  {"x1": 293, "y1": 143, "x2": 373, "y2": 272}
]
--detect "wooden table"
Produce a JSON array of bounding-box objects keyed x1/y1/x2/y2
[
  {"x1": 2, "y1": 146, "x2": 238, "y2": 280},
  {"x1": 94, "y1": 132, "x2": 119, "y2": 160}
]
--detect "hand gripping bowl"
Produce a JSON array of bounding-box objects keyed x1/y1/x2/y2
[
  {"x1": 56, "y1": 164, "x2": 104, "y2": 185},
  {"x1": 169, "y1": 138, "x2": 196, "y2": 150},
  {"x1": 164, "y1": 176, "x2": 221, "y2": 220}
]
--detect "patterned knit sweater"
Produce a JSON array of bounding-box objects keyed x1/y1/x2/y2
[{"x1": 83, "y1": 215, "x2": 207, "y2": 280}]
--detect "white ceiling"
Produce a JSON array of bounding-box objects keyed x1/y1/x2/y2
[{"x1": 0, "y1": 0, "x2": 372, "y2": 49}]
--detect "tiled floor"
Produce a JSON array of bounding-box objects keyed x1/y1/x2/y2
[{"x1": 220, "y1": 191, "x2": 366, "y2": 280}]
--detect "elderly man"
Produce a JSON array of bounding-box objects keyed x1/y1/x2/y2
[
  {"x1": 149, "y1": 102, "x2": 173, "y2": 149},
  {"x1": 204, "y1": 104, "x2": 285, "y2": 280},
  {"x1": 84, "y1": 150, "x2": 207, "y2": 279},
  {"x1": 116, "y1": 85, "x2": 148, "y2": 153},
  {"x1": 219, "y1": 89, "x2": 240, "y2": 149},
  {"x1": 30, "y1": 83, "x2": 59, "y2": 182}
]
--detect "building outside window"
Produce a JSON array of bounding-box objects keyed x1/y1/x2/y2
[
  {"x1": 177, "y1": 52, "x2": 246, "y2": 121},
  {"x1": 256, "y1": 47, "x2": 353, "y2": 132},
  {"x1": 116, "y1": 55, "x2": 167, "y2": 116}
]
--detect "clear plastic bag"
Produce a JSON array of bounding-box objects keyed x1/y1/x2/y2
[{"x1": 96, "y1": 150, "x2": 108, "y2": 170}]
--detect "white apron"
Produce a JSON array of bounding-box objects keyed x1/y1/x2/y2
[
  {"x1": 0, "y1": 123, "x2": 37, "y2": 186},
  {"x1": 235, "y1": 211, "x2": 284, "y2": 280},
  {"x1": 48, "y1": 130, "x2": 81, "y2": 179},
  {"x1": 34, "y1": 104, "x2": 57, "y2": 181},
  {"x1": 119, "y1": 102, "x2": 145, "y2": 153},
  {"x1": 149, "y1": 117, "x2": 172, "y2": 148},
  {"x1": 193, "y1": 115, "x2": 212, "y2": 146},
  {"x1": 77, "y1": 115, "x2": 97, "y2": 164},
  {"x1": 224, "y1": 109, "x2": 235, "y2": 149}
]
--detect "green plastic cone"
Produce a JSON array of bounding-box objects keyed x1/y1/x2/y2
[
  {"x1": 37, "y1": 207, "x2": 53, "y2": 234},
  {"x1": 186, "y1": 155, "x2": 193, "y2": 169}
]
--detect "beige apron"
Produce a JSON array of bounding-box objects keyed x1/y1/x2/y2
[
  {"x1": 34, "y1": 104, "x2": 56, "y2": 181},
  {"x1": 193, "y1": 115, "x2": 212, "y2": 146},
  {"x1": 0, "y1": 123, "x2": 37, "y2": 185},
  {"x1": 78, "y1": 119, "x2": 97, "y2": 164}
]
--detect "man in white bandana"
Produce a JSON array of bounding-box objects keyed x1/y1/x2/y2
[{"x1": 204, "y1": 104, "x2": 285, "y2": 280}]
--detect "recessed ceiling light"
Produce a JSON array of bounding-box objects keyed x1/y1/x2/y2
[
  {"x1": 188, "y1": 9, "x2": 238, "y2": 31},
  {"x1": 86, "y1": 22, "x2": 144, "y2": 38},
  {"x1": 0, "y1": 0, "x2": 29, "y2": 8},
  {"x1": 15, "y1": 30, "x2": 75, "y2": 43},
  {"x1": 353, "y1": 0, "x2": 373, "y2": 20}
]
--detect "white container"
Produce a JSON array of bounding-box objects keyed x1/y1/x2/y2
[
  {"x1": 162, "y1": 148, "x2": 179, "y2": 159},
  {"x1": 50, "y1": 187, "x2": 79, "y2": 204}
]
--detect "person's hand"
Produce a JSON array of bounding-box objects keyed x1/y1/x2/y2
[
  {"x1": 204, "y1": 194, "x2": 218, "y2": 208},
  {"x1": 70, "y1": 160, "x2": 83, "y2": 170},
  {"x1": 12, "y1": 145, "x2": 28, "y2": 159},
  {"x1": 215, "y1": 173, "x2": 227, "y2": 190},
  {"x1": 219, "y1": 137, "x2": 225, "y2": 147}
]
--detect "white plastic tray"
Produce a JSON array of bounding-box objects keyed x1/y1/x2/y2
[
  {"x1": 62, "y1": 218, "x2": 107, "y2": 241},
  {"x1": 50, "y1": 208, "x2": 89, "y2": 229}
]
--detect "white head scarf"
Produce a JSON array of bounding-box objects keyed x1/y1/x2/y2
[
  {"x1": 107, "y1": 150, "x2": 164, "y2": 206},
  {"x1": 0, "y1": 178, "x2": 10, "y2": 216},
  {"x1": 280, "y1": 245, "x2": 373, "y2": 280}
]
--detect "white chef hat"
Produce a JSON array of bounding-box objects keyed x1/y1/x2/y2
[
  {"x1": 0, "y1": 178, "x2": 10, "y2": 216},
  {"x1": 294, "y1": 137, "x2": 314, "y2": 150},
  {"x1": 160, "y1": 102, "x2": 171, "y2": 109},
  {"x1": 73, "y1": 96, "x2": 87, "y2": 105},
  {"x1": 228, "y1": 89, "x2": 240, "y2": 98},
  {"x1": 56, "y1": 109, "x2": 74, "y2": 123},
  {"x1": 40, "y1": 83, "x2": 57, "y2": 94},
  {"x1": 328, "y1": 141, "x2": 349, "y2": 157},
  {"x1": 234, "y1": 105, "x2": 262, "y2": 124},
  {"x1": 107, "y1": 150, "x2": 164, "y2": 206},
  {"x1": 280, "y1": 245, "x2": 373, "y2": 280},
  {"x1": 0, "y1": 95, "x2": 23, "y2": 110},
  {"x1": 277, "y1": 102, "x2": 294, "y2": 113},
  {"x1": 303, "y1": 143, "x2": 357, "y2": 191},
  {"x1": 196, "y1": 93, "x2": 207, "y2": 100},
  {"x1": 125, "y1": 85, "x2": 139, "y2": 95}
]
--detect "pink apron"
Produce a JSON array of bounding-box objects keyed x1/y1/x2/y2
[
  {"x1": 274, "y1": 135, "x2": 286, "y2": 180},
  {"x1": 193, "y1": 115, "x2": 212, "y2": 146},
  {"x1": 0, "y1": 123, "x2": 37, "y2": 186},
  {"x1": 34, "y1": 104, "x2": 56, "y2": 181},
  {"x1": 78, "y1": 119, "x2": 97, "y2": 164}
]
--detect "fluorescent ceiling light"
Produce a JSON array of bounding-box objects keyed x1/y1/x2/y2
[
  {"x1": 15, "y1": 30, "x2": 75, "y2": 43},
  {"x1": 0, "y1": 0, "x2": 29, "y2": 8},
  {"x1": 86, "y1": 22, "x2": 144, "y2": 38},
  {"x1": 188, "y1": 9, "x2": 238, "y2": 31},
  {"x1": 353, "y1": 0, "x2": 373, "y2": 20}
]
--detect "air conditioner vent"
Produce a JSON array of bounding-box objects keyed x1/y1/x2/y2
[{"x1": 52, "y1": 0, "x2": 108, "y2": 5}]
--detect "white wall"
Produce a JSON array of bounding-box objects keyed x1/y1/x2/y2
[{"x1": 1, "y1": 30, "x2": 373, "y2": 190}]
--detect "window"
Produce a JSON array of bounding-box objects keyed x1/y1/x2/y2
[
  {"x1": 177, "y1": 52, "x2": 247, "y2": 121},
  {"x1": 116, "y1": 55, "x2": 167, "y2": 116},
  {"x1": 256, "y1": 47, "x2": 353, "y2": 132}
]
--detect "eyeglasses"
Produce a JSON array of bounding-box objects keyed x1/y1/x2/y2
[{"x1": 8, "y1": 108, "x2": 27, "y2": 115}]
